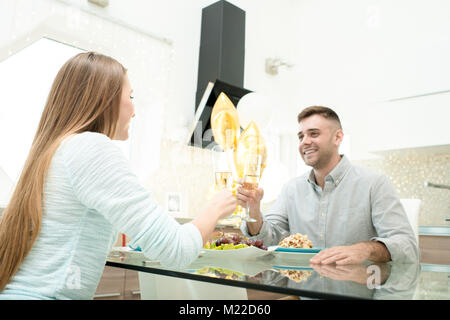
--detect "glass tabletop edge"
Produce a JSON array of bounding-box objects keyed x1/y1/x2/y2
[{"x1": 105, "y1": 261, "x2": 368, "y2": 300}]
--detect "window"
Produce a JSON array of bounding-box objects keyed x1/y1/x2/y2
[{"x1": 0, "y1": 38, "x2": 83, "y2": 184}]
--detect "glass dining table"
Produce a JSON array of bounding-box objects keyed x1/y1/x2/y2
[{"x1": 105, "y1": 247, "x2": 450, "y2": 300}]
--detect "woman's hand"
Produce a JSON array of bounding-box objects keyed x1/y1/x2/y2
[
  {"x1": 205, "y1": 189, "x2": 238, "y2": 219},
  {"x1": 192, "y1": 189, "x2": 237, "y2": 245}
]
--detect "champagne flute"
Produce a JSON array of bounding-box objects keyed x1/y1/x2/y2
[
  {"x1": 212, "y1": 145, "x2": 241, "y2": 227},
  {"x1": 212, "y1": 145, "x2": 233, "y2": 190},
  {"x1": 241, "y1": 153, "x2": 261, "y2": 222}
]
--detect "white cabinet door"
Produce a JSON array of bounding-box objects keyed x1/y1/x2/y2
[{"x1": 365, "y1": 92, "x2": 450, "y2": 154}]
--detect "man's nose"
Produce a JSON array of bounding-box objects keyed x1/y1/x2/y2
[{"x1": 300, "y1": 135, "x2": 311, "y2": 149}]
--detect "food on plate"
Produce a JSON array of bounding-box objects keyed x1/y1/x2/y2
[
  {"x1": 278, "y1": 269, "x2": 312, "y2": 283},
  {"x1": 195, "y1": 267, "x2": 245, "y2": 280},
  {"x1": 278, "y1": 233, "x2": 313, "y2": 249},
  {"x1": 203, "y1": 232, "x2": 267, "y2": 250}
]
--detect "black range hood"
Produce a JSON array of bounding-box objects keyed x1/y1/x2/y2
[
  {"x1": 189, "y1": 1, "x2": 248, "y2": 149},
  {"x1": 187, "y1": 79, "x2": 251, "y2": 149}
]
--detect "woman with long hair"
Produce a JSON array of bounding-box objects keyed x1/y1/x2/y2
[{"x1": 0, "y1": 52, "x2": 237, "y2": 299}]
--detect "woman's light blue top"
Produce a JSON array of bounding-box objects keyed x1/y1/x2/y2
[{"x1": 0, "y1": 132, "x2": 202, "y2": 300}]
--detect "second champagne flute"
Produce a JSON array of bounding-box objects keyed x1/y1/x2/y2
[{"x1": 241, "y1": 153, "x2": 261, "y2": 222}]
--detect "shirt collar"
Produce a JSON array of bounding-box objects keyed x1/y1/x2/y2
[
  {"x1": 328, "y1": 154, "x2": 351, "y2": 185},
  {"x1": 307, "y1": 154, "x2": 352, "y2": 186}
]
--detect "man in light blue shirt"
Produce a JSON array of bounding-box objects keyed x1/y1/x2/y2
[{"x1": 237, "y1": 106, "x2": 419, "y2": 264}]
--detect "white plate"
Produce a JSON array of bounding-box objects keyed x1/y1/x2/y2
[
  {"x1": 200, "y1": 246, "x2": 271, "y2": 259},
  {"x1": 111, "y1": 246, "x2": 143, "y2": 253},
  {"x1": 109, "y1": 246, "x2": 146, "y2": 259},
  {"x1": 265, "y1": 247, "x2": 320, "y2": 268},
  {"x1": 268, "y1": 246, "x2": 323, "y2": 253}
]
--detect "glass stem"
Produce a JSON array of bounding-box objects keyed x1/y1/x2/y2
[{"x1": 244, "y1": 202, "x2": 256, "y2": 222}]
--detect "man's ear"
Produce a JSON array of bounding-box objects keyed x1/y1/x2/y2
[{"x1": 335, "y1": 128, "x2": 344, "y2": 147}]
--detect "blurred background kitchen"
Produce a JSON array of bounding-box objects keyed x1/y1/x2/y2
[{"x1": 0, "y1": 0, "x2": 449, "y2": 266}]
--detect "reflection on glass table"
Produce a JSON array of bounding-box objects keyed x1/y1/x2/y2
[{"x1": 106, "y1": 248, "x2": 449, "y2": 300}]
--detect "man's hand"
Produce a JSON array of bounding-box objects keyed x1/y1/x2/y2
[
  {"x1": 236, "y1": 185, "x2": 264, "y2": 213},
  {"x1": 236, "y1": 178, "x2": 264, "y2": 215},
  {"x1": 310, "y1": 243, "x2": 371, "y2": 265},
  {"x1": 236, "y1": 179, "x2": 264, "y2": 235},
  {"x1": 310, "y1": 241, "x2": 391, "y2": 265}
]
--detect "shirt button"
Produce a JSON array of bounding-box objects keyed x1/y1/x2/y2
[
  {"x1": 320, "y1": 234, "x2": 324, "y2": 239},
  {"x1": 321, "y1": 212, "x2": 325, "y2": 217}
]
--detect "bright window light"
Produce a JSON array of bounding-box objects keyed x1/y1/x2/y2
[{"x1": 0, "y1": 38, "x2": 83, "y2": 183}]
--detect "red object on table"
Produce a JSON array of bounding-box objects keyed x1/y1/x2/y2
[{"x1": 122, "y1": 233, "x2": 126, "y2": 247}]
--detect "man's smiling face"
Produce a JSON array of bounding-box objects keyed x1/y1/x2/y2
[{"x1": 297, "y1": 114, "x2": 342, "y2": 170}]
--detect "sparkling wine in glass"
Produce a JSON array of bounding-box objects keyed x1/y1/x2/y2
[
  {"x1": 241, "y1": 153, "x2": 262, "y2": 222},
  {"x1": 212, "y1": 145, "x2": 233, "y2": 190},
  {"x1": 215, "y1": 171, "x2": 233, "y2": 190},
  {"x1": 212, "y1": 145, "x2": 241, "y2": 226}
]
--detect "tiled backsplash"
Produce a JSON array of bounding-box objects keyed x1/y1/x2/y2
[
  {"x1": 355, "y1": 151, "x2": 450, "y2": 226},
  {"x1": 144, "y1": 139, "x2": 449, "y2": 227}
]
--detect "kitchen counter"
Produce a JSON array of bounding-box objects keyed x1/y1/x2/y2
[{"x1": 106, "y1": 249, "x2": 449, "y2": 300}]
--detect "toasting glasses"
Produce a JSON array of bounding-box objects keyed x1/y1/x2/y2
[{"x1": 212, "y1": 144, "x2": 242, "y2": 226}]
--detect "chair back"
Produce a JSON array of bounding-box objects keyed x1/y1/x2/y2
[{"x1": 400, "y1": 199, "x2": 421, "y2": 242}]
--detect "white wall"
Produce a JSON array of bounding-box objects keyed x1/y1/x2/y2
[
  {"x1": 291, "y1": 0, "x2": 450, "y2": 159},
  {"x1": 155, "y1": 0, "x2": 450, "y2": 160},
  {"x1": 1, "y1": 0, "x2": 449, "y2": 181}
]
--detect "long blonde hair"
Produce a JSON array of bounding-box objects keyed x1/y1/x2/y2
[{"x1": 0, "y1": 52, "x2": 126, "y2": 291}]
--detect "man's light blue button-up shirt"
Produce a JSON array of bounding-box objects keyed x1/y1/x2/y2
[{"x1": 241, "y1": 155, "x2": 419, "y2": 263}]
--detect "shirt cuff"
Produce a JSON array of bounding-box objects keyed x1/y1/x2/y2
[
  {"x1": 185, "y1": 222, "x2": 204, "y2": 251},
  {"x1": 240, "y1": 219, "x2": 270, "y2": 239},
  {"x1": 369, "y1": 236, "x2": 419, "y2": 263},
  {"x1": 370, "y1": 237, "x2": 394, "y2": 259}
]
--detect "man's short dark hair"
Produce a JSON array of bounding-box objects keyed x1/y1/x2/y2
[{"x1": 297, "y1": 106, "x2": 342, "y2": 129}]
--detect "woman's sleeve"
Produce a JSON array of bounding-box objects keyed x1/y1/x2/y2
[{"x1": 61, "y1": 132, "x2": 202, "y2": 268}]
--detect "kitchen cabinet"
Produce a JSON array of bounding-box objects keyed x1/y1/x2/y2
[
  {"x1": 94, "y1": 233, "x2": 140, "y2": 300},
  {"x1": 364, "y1": 92, "x2": 450, "y2": 155},
  {"x1": 419, "y1": 235, "x2": 450, "y2": 265},
  {"x1": 123, "y1": 269, "x2": 141, "y2": 300},
  {"x1": 94, "y1": 266, "x2": 141, "y2": 300},
  {"x1": 94, "y1": 266, "x2": 124, "y2": 300}
]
